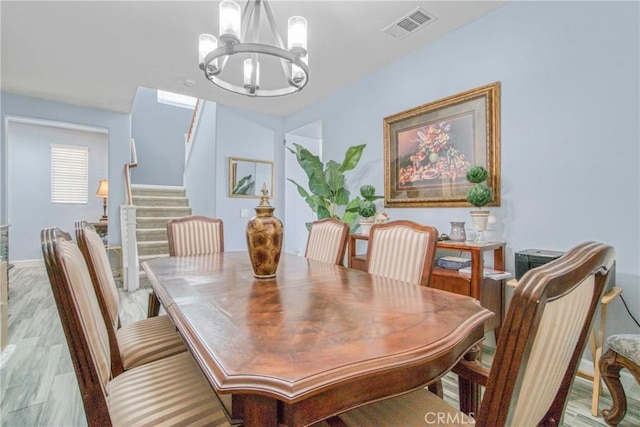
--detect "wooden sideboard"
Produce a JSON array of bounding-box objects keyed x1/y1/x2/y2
[{"x1": 348, "y1": 234, "x2": 506, "y2": 336}]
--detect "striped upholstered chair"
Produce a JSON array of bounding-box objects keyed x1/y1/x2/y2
[
  {"x1": 339, "y1": 242, "x2": 615, "y2": 426},
  {"x1": 167, "y1": 215, "x2": 224, "y2": 256},
  {"x1": 366, "y1": 220, "x2": 438, "y2": 287},
  {"x1": 76, "y1": 221, "x2": 185, "y2": 376},
  {"x1": 305, "y1": 218, "x2": 350, "y2": 265},
  {"x1": 42, "y1": 227, "x2": 231, "y2": 426}
]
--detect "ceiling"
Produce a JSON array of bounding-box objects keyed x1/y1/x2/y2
[{"x1": 1, "y1": 1, "x2": 506, "y2": 117}]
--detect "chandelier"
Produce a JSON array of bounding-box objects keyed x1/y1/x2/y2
[{"x1": 198, "y1": 0, "x2": 309, "y2": 97}]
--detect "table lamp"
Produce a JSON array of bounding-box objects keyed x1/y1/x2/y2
[{"x1": 95, "y1": 179, "x2": 109, "y2": 221}]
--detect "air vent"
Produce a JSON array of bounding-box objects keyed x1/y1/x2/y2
[{"x1": 382, "y1": 7, "x2": 437, "y2": 40}]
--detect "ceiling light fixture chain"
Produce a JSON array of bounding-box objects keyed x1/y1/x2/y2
[{"x1": 198, "y1": 0, "x2": 308, "y2": 97}]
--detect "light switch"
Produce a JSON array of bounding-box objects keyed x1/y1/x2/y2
[{"x1": 240, "y1": 208, "x2": 250, "y2": 218}]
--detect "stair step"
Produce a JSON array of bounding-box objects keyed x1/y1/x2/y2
[
  {"x1": 137, "y1": 240, "x2": 169, "y2": 256},
  {"x1": 131, "y1": 185, "x2": 186, "y2": 198},
  {"x1": 136, "y1": 206, "x2": 191, "y2": 218},
  {"x1": 137, "y1": 228, "x2": 169, "y2": 242},
  {"x1": 136, "y1": 217, "x2": 176, "y2": 229},
  {"x1": 133, "y1": 195, "x2": 189, "y2": 207}
]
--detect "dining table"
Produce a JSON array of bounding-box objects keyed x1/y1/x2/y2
[{"x1": 142, "y1": 252, "x2": 493, "y2": 427}]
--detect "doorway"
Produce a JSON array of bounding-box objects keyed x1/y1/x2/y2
[{"x1": 284, "y1": 120, "x2": 322, "y2": 255}]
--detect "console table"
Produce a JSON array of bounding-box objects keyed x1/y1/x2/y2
[{"x1": 348, "y1": 235, "x2": 506, "y2": 336}]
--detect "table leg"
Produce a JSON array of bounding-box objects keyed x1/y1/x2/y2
[
  {"x1": 243, "y1": 394, "x2": 278, "y2": 427},
  {"x1": 147, "y1": 292, "x2": 161, "y2": 318}
]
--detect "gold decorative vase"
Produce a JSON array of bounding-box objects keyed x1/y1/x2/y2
[{"x1": 246, "y1": 184, "x2": 283, "y2": 279}]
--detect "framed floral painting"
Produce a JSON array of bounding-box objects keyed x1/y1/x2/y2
[{"x1": 384, "y1": 82, "x2": 501, "y2": 208}]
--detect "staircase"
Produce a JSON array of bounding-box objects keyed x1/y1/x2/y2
[{"x1": 131, "y1": 185, "x2": 191, "y2": 286}]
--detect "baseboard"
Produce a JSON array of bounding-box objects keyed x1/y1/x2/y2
[
  {"x1": 11, "y1": 259, "x2": 44, "y2": 268},
  {"x1": 130, "y1": 184, "x2": 184, "y2": 189},
  {"x1": 579, "y1": 357, "x2": 640, "y2": 400}
]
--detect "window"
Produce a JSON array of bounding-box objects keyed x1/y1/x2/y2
[
  {"x1": 51, "y1": 144, "x2": 89, "y2": 204},
  {"x1": 157, "y1": 90, "x2": 197, "y2": 109}
]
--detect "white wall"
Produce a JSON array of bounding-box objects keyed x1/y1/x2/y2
[
  {"x1": 283, "y1": 1, "x2": 640, "y2": 336},
  {"x1": 8, "y1": 121, "x2": 108, "y2": 260}
]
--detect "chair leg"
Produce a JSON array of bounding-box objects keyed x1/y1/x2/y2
[
  {"x1": 600, "y1": 349, "x2": 628, "y2": 426},
  {"x1": 428, "y1": 380, "x2": 444, "y2": 398}
]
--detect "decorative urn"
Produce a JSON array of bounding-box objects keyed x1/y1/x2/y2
[{"x1": 246, "y1": 184, "x2": 283, "y2": 279}]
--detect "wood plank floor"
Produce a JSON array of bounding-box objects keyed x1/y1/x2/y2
[{"x1": 2, "y1": 265, "x2": 639, "y2": 426}]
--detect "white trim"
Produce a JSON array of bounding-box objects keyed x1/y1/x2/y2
[
  {"x1": 130, "y1": 184, "x2": 185, "y2": 190},
  {"x1": 5, "y1": 115, "x2": 109, "y2": 134},
  {"x1": 10, "y1": 259, "x2": 45, "y2": 268}
]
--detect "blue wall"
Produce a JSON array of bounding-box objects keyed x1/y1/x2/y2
[
  {"x1": 7, "y1": 122, "x2": 108, "y2": 260},
  {"x1": 185, "y1": 102, "x2": 284, "y2": 251},
  {"x1": 1, "y1": 93, "x2": 131, "y2": 246},
  {"x1": 185, "y1": 101, "x2": 218, "y2": 217},
  {"x1": 131, "y1": 87, "x2": 192, "y2": 186},
  {"x1": 284, "y1": 1, "x2": 640, "y2": 334}
]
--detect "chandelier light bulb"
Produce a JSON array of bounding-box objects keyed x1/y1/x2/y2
[
  {"x1": 199, "y1": 34, "x2": 219, "y2": 71},
  {"x1": 244, "y1": 58, "x2": 260, "y2": 89},
  {"x1": 219, "y1": 0, "x2": 241, "y2": 44},
  {"x1": 287, "y1": 16, "x2": 307, "y2": 55}
]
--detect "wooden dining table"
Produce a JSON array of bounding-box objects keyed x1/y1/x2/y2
[{"x1": 142, "y1": 252, "x2": 493, "y2": 427}]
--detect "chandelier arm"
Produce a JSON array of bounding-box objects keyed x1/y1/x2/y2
[
  {"x1": 247, "y1": 1, "x2": 262, "y2": 93},
  {"x1": 261, "y1": 0, "x2": 293, "y2": 82},
  {"x1": 240, "y1": 0, "x2": 255, "y2": 43},
  {"x1": 262, "y1": 0, "x2": 286, "y2": 50}
]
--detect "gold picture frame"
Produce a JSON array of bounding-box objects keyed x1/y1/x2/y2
[
  {"x1": 228, "y1": 157, "x2": 274, "y2": 199},
  {"x1": 384, "y1": 82, "x2": 501, "y2": 208}
]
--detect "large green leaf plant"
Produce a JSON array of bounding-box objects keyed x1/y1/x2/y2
[{"x1": 286, "y1": 143, "x2": 367, "y2": 232}]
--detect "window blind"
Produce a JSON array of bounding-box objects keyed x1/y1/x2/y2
[{"x1": 51, "y1": 144, "x2": 89, "y2": 204}]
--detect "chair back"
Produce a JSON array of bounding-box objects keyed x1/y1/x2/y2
[
  {"x1": 167, "y1": 215, "x2": 224, "y2": 256},
  {"x1": 305, "y1": 218, "x2": 350, "y2": 265},
  {"x1": 76, "y1": 221, "x2": 124, "y2": 375},
  {"x1": 41, "y1": 228, "x2": 112, "y2": 424},
  {"x1": 479, "y1": 242, "x2": 615, "y2": 426},
  {"x1": 366, "y1": 220, "x2": 438, "y2": 286}
]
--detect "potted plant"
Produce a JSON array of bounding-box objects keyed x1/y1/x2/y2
[
  {"x1": 357, "y1": 184, "x2": 383, "y2": 235},
  {"x1": 466, "y1": 166, "x2": 494, "y2": 242},
  {"x1": 286, "y1": 143, "x2": 367, "y2": 232}
]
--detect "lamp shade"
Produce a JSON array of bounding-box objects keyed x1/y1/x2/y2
[{"x1": 95, "y1": 180, "x2": 109, "y2": 198}]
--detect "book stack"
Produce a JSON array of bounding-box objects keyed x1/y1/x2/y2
[{"x1": 436, "y1": 256, "x2": 472, "y2": 270}]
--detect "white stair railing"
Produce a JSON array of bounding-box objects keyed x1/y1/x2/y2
[{"x1": 121, "y1": 138, "x2": 139, "y2": 291}]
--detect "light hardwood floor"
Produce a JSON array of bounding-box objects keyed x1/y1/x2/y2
[{"x1": 2, "y1": 266, "x2": 639, "y2": 426}]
